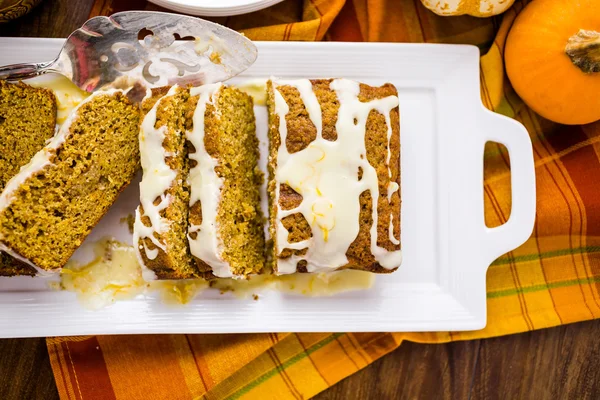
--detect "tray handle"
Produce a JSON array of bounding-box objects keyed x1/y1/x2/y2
[{"x1": 480, "y1": 109, "x2": 536, "y2": 263}]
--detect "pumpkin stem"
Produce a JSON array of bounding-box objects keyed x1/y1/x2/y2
[{"x1": 565, "y1": 29, "x2": 600, "y2": 73}]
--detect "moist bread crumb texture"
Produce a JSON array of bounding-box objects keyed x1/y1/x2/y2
[
  {"x1": 209, "y1": 87, "x2": 265, "y2": 277},
  {"x1": 0, "y1": 81, "x2": 57, "y2": 276},
  {"x1": 0, "y1": 91, "x2": 140, "y2": 271},
  {"x1": 267, "y1": 78, "x2": 401, "y2": 275}
]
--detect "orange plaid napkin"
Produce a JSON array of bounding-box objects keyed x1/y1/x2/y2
[{"x1": 48, "y1": 0, "x2": 600, "y2": 399}]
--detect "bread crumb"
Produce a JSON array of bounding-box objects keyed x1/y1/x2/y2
[
  {"x1": 119, "y1": 214, "x2": 135, "y2": 234},
  {"x1": 210, "y1": 52, "x2": 222, "y2": 65}
]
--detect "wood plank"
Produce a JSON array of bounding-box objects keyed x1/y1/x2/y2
[
  {"x1": 471, "y1": 320, "x2": 600, "y2": 400},
  {"x1": 0, "y1": 338, "x2": 59, "y2": 400},
  {"x1": 315, "y1": 339, "x2": 479, "y2": 399},
  {"x1": 1, "y1": 0, "x2": 92, "y2": 38}
]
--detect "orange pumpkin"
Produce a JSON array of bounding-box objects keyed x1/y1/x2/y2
[{"x1": 505, "y1": 0, "x2": 600, "y2": 125}]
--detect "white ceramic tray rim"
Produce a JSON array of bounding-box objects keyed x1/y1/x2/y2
[{"x1": 0, "y1": 39, "x2": 536, "y2": 337}]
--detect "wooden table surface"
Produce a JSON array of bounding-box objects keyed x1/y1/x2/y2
[{"x1": 1, "y1": 1, "x2": 599, "y2": 399}]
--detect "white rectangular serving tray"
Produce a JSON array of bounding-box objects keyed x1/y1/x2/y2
[{"x1": 0, "y1": 38, "x2": 536, "y2": 337}]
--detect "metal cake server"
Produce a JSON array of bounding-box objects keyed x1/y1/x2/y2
[{"x1": 0, "y1": 11, "x2": 257, "y2": 92}]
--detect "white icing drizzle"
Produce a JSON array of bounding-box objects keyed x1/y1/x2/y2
[
  {"x1": 333, "y1": 79, "x2": 402, "y2": 269},
  {"x1": 272, "y1": 78, "x2": 402, "y2": 274},
  {"x1": 387, "y1": 182, "x2": 399, "y2": 202},
  {"x1": 387, "y1": 182, "x2": 400, "y2": 245},
  {"x1": 186, "y1": 83, "x2": 235, "y2": 279},
  {"x1": 133, "y1": 85, "x2": 181, "y2": 282},
  {"x1": 389, "y1": 214, "x2": 400, "y2": 245},
  {"x1": 0, "y1": 89, "x2": 121, "y2": 275}
]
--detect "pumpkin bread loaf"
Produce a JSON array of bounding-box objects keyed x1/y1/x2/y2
[
  {"x1": 134, "y1": 84, "x2": 265, "y2": 280},
  {"x1": 134, "y1": 86, "x2": 199, "y2": 280},
  {"x1": 0, "y1": 81, "x2": 57, "y2": 276},
  {"x1": 266, "y1": 78, "x2": 402, "y2": 275},
  {"x1": 0, "y1": 90, "x2": 140, "y2": 273},
  {"x1": 185, "y1": 84, "x2": 265, "y2": 278},
  {"x1": 2, "y1": 79, "x2": 400, "y2": 279}
]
